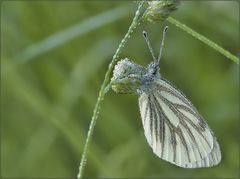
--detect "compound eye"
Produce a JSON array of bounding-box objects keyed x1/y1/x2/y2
[{"x1": 153, "y1": 69, "x2": 157, "y2": 75}]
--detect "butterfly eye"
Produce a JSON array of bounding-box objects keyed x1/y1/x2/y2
[{"x1": 152, "y1": 68, "x2": 157, "y2": 75}]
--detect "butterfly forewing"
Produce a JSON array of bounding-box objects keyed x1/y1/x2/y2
[{"x1": 139, "y1": 78, "x2": 221, "y2": 168}]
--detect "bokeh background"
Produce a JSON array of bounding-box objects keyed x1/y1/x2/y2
[{"x1": 1, "y1": 1, "x2": 239, "y2": 178}]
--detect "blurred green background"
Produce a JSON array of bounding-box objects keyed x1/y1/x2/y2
[{"x1": 1, "y1": 1, "x2": 239, "y2": 178}]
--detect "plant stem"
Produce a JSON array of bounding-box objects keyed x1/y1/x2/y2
[
  {"x1": 77, "y1": 2, "x2": 145, "y2": 178},
  {"x1": 167, "y1": 16, "x2": 239, "y2": 64}
]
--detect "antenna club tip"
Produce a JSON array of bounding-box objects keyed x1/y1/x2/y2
[
  {"x1": 164, "y1": 26, "x2": 169, "y2": 32},
  {"x1": 142, "y1": 31, "x2": 147, "y2": 37}
]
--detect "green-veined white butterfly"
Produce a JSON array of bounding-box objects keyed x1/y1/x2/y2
[{"x1": 110, "y1": 26, "x2": 221, "y2": 168}]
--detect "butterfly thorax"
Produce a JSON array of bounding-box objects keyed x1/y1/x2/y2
[{"x1": 139, "y1": 62, "x2": 161, "y2": 94}]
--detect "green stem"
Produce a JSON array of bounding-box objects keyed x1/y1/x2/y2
[
  {"x1": 167, "y1": 16, "x2": 239, "y2": 64},
  {"x1": 77, "y1": 2, "x2": 145, "y2": 178}
]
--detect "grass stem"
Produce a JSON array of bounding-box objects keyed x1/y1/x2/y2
[
  {"x1": 167, "y1": 16, "x2": 239, "y2": 64},
  {"x1": 77, "y1": 2, "x2": 145, "y2": 178}
]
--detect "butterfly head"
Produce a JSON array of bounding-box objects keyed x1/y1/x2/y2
[
  {"x1": 111, "y1": 58, "x2": 146, "y2": 94},
  {"x1": 147, "y1": 61, "x2": 160, "y2": 77}
]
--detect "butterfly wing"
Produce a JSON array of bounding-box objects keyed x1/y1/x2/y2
[{"x1": 138, "y1": 78, "x2": 221, "y2": 168}]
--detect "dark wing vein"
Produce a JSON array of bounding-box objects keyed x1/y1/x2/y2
[
  {"x1": 165, "y1": 96, "x2": 212, "y2": 150},
  {"x1": 152, "y1": 94, "x2": 179, "y2": 161}
]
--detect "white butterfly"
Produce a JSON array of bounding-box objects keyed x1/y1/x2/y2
[{"x1": 111, "y1": 26, "x2": 221, "y2": 168}]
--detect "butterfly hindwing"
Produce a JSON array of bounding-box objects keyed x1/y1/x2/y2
[{"x1": 138, "y1": 78, "x2": 221, "y2": 168}]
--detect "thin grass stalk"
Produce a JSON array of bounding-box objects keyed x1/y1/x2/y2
[
  {"x1": 167, "y1": 16, "x2": 239, "y2": 64},
  {"x1": 77, "y1": 2, "x2": 145, "y2": 178}
]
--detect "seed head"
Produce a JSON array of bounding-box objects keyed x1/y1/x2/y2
[{"x1": 144, "y1": 0, "x2": 180, "y2": 23}]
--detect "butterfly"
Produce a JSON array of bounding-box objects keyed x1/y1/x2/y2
[{"x1": 110, "y1": 26, "x2": 221, "y2": 168}]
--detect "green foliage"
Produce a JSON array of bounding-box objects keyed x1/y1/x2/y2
[{"x1": 1, "y1": 1, "x2": 239, "y2": 178}]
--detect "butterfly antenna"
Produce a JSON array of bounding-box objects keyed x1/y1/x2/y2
[
  {"x1": 143, "y1": 31, "x2": 157, "y2": 61},
  {"x1": 157, "y1": 26, "x2": 169, "y2": 65}
]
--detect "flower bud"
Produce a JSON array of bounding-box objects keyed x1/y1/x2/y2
[
  {"x1": 111, "y1": 58, "x2": 146, "y2": 94},
  {"x1": 144, "y1": 0, "x2": 180, "y2": 23}
]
